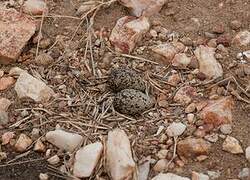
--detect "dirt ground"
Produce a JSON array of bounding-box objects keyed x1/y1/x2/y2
[{"x1": 0, "y1": 0, "x2": 250, "y2": 179}]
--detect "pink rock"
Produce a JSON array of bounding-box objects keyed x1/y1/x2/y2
[
  {"x1": 0, "y1": 77, "x2": 15, "y2": 91},
  {"x1": 23, "y1": 0, "x2": 48, "y2": 15},
  {"x1": 194, "y1": 45, "x2": 223, "y2": 79},
  {"x1": 0, "y1": 9, "x2": 36, "y2": 64},
  {"x1": 232, "y1": 30, "x2": 250, "y2": 46},
  {"x1": 110, "y1": 16, "x2": 150, "y2": 54},
  {"x1": 172, "y1": 53, "x2": 191, "y2": 69},
  {"x1": 0, "y1": 98, "x2": 11, "y2": 111},
  {"x1": 119, "y1": 0, "x2": 167, "y2": 17},
  {"x1": 167, "y1": 73, "x2": 181, "y2": 86},
  {"x1": 2, "y1": 131, "x2": 15, "y2": 145},
  {"x1": 174, "y1": 86, "x2": 197, "y2": 105},
  {"x1": 152, "y1": 42, "x2": 185, "y2": 65},
  {"x1": 200, "y1": 97, "x2": 234, "y2": 127}
]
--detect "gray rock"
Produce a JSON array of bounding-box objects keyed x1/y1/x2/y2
[
  {"x1": 166, "y1": 122, "x2": 186, "y2": 137},
  {"x1": 114, "y1": 89, "x2": 154, "y2": 115},
  {"x1": 207, "y1": 171, "x2": 221, "y2": 179},
  {"x1": 238, "y1": 168, "x2": 250, "y2": 179},
  {"x1": 0, "y1": 111, "x2": 8, "y2": 125},
  {"x1": 108, "y1": 67, "x2": 146, "y2": 92},
  {"x1": 220, "y1": 124, "x2": 232, "y2": 135},
  {"x1": 246, "y1": 146, "x2": 250, "y2": 162}
]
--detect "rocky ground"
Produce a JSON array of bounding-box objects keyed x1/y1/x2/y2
[{"x1": 0, "y1": 0, "x2": 250, "y2": 180}]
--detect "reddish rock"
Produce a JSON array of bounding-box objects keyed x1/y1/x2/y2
[
  {"x1": 0, "y1": 8, "x2": 36, "y2": 64},
  {"x1": 174, "y1": 86, "x2": 197, "y2": 105},
  {"x1": 200, "y1": 97, "x2": 234, "y2": 127},
  {"x1": 152, "y1": 42, "x2": 185, "y2": 65},
  {"x1": 177, "y1": 138, "x2": 211, "y2": 159},
  {"x1": 119, "y1": 0, "x2": 167, "y2": 17},
  {"x1": 2, "y1": 131, "x2": 15, "y2": 145},
  {"x1": 109, "y1": 16, "x2": 150, "y2": 54},
  {"x1": 212, "y1": 23, "x2": 225, "y2": 34},
  {"x1": 216, "y1": 34, "x2": 231, "y2": 47},
  {"x1": 0, "y1": 77, "x2": 15, "y2": 91}
]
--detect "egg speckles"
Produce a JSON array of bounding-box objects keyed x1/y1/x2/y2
[
  {"x1": 108, "y1": 67, "x2": 146, "y2": 92},
  {"x1": 114, "y1": 89, "x2": 154, "y2": 115}
]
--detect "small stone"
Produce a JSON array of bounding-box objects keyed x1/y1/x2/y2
[
  {"x1": 73, "y1": 142, "x2": 103, "y2": 178},
  {"x1": 20, "y1": 109, "x2": 29, "y2": 118},
  {"x1": 172, "y1": 53, "x2": 191, "y2": 69},
  {"x1": 15, "y1": 72, "x2": 55, "y2": 102},
  {"x1": 230, "y1": 20, "x2": 241, "y2": 30},
  {"x1": 46, "y1": 129, "x2": 83, "y2": 152},
  {"x1": 157, "y1": 149, "x2": 168, "y2": 159},
  {"x1": 150, "y1": 29, "x2": 158, "y2": 38},
  {"x1": 35, "y1": 53, "x2": 54, "y2": 66},
  {"x1": 187, "y1": 113, "x2": 195, "y2": 123},
  {"x1": 242, "y1": 50, "x2": 250, "y2": 61},
  {"x1": 0, "y1": 77, "x2": 15, "y2": 91},
  {"x1": 76, "y1": 1, "x2": 97, "y2": 16},
  {"x1": 204, "y1": 133, "x2": 218, "y2": 143},
  {"x1": 0, "y1": 111, "x2": 9, "y2": 125},
  {"x1": 212, "y1": 23, "x2": 225, "y2": 34},
  {"x1": 166, "y1": 122, "x2": 186, "y2": 137},
  {"x1": 196, "y1": 155, "x2": 208, "y2": 162},
  {"x1": 39, "y1": 173, "x2": 49, "y2": 180},
  {"x1": 232, "y1": 30, "x2": 250, "y2": 46},
  {"x1": 180, "y1": 37, "x2": 193, "y2": 46},
  {"x1": 107, "y1": 129, "x2": 136, "y2": 180},
  {"x1": 110, "y1": 16, "x2": 150, "y2": 53},
  {"x1": 34, "y1": 139, "x2": 46, "y2": 152},
  {"x1": 0, "y1": 8, "x2": 36, "y2": 64},
  {"x1": 138, "y1": 158, "x2": 151, "y2": 180},
  {"x1": 153, "y1": 159, "x2": 168, "y2": 172},
  {"x1": 207, "y1": 171, "x2": 221, "y2": 179},
  {"x1": 39, "y1": 38, "x2": 51, "y2": 49},
  {"x1": 238, "y1": 168, "x2": 250, "y2": 179},
  {"x1": 220, "y1": 124, "x2": 232, "y2": 135},
  {"x1": 47, "y1": 155, "x2": 60, "y2": 165},
  {"x1": 167, "y1": 73, "x2": 181, "y2": 86},
  {"x1": 9, "y1": 67, "x2": 27, "y2": 77},
  {"x1": 31, "y1": 128, "x2": 40, "y2": 139},
  {"x1": 207, "y1": 39, "x2": 217, "y2": 48},
  {"x1": 2, "y1": 131, "x2": 15, "y2": 145},
  {"x1": 200, "y1": 97, "x2": 234, "y2": 127},
  {"x1": 192, "y1": 171, "x2": 209, "y2": 180},
  {"x1": 23, "y1": 0, "x2": 48, "y2": 15},
  {"x1": 177, "y1": 138, "x2": 211, "y2": 158},
  {"x1": 0, "y1": 98, "x2": 11, "y2": 111},
  {"x1": 222, "y1": 136, "x2": 243, "y2": 154},
  {"x1": 15, "y1": 134, "x2": 33, "y2": 152},
  {"x1": 0, "y1": 152, "x2": 7, "y2": 161},
  {"x1": 194, "y1": 45, "x2": 223, "y2": 79},
  {"x1": 152, "y1": 173, "x2": 190, "y2": 180},
  {"x1": 245, "y1": 146, "x2": 250, "y2": 162},
  {"x1": 174, "y1": 86, "x2": 197, "y2": 105},
  {"x1": 185, "y1": 103, "x2": 196, "y2": 113},
  {"x1": 216, "y1": 34, "x2": 231, "y2": 47},
  {"x1": 119, "y1": 0, "x2": 167, "y2": 17}
]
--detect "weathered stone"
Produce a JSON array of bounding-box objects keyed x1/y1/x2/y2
[
  {"x1": 2, "y1": 131, "x2": 15, "y2": 145},
  {"x1": 222, "y1": 136, "x2": 243, "y2": 154},
  {"x1": 35, "y1": 53, "x2": 54, "y2": 66},
  {"x1": 0, "y1": 8, "x2": 36, "y2": 64},
  {"x1": 174, "y1": 86, "x2": 197, "y2": 105},
  {"x1": 47, "y1": 155, "x2": 60, "y2": 165},
  {"x1": 0, "y1": 98, "x2": 11, "y2": 111},
  {"x1": 15, "y1": 134, "x2": 33, "y2": 152},
  {"x1": 110, "y1": 16, "x2": 150, "y2": 53},
  {"x1": 220, "y1": 124, "x2": 232, "y2": 135},
  {"x1": 107, "y1": 129, "x2": 136, "y2": 180},
  {"x1": 119, "y1": 0, "x2": 167, "y2": 17},
  {"x1": 157, "y1": 149, "x2": 168, "y2": 159},
  {"x1": 246, "y1": 146, "x2": 250, "y2": 162},
  {"x1": 0, "y1": 77, "x2": 15, "y2": 91},
  {"x1": 15, "y1": 72, "x2": 54, "y2": 102},
  {"x1": 232, "y1": 30, "x2": 250, "y2": 46},
  {"x1": 238, "y1": 168, "x2": 250, "y2": 179},
  {"x1": 34, "y1": 139, "x2": 46, "y2": 152},
  {"x1": 0, "y1": 111, "x2": 9, "y2": 125},
  {"x1": 152, "y1": 42, "x2": 185, "y2": 64},
  {"x1": 46, "y1": 129, "x2": 83, "y2": 152},
  {"x1": 192, "y1": 171, "x2": 209, "y2": 180},
  {"x1": 138, "y1": 158, "x2": 151, "y2": 180},
  {"x1": 73, "y1": 142, "x2": 103, "y2": 178},
  {"x1": 152, "y1": 173, "x2": 190, "y2": 180},
  {"x1": 9, "y1": 67, "x2": 27, "y2": 77},
  {"x1": 23, "y1": 0, "x2": 48, "y2": 15},
  {"x1": 200, "y1": 97, "x2": 234, "y2": 127},
  {"x1": 166, "y1": 122, "x2": 186, "y2": 137},
  {"x1": 167, "y1": 73, "x2": 181, "y2": 86},
  {"x1": 172, "y1": 53, "x2": 191, "y2": 69},
  {"x1": 194, "y1": 45, "x2": 223, "y2": 79},
  {"x1": 153, "y1": 159, "x2": 168, "y2": 172},
  {"x1": 177, "y1": 138, "x2": 211, "y2": 158}
]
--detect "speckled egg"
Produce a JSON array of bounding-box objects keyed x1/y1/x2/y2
[
  {"x1": 108, "y1": 67, "x2": 146, "y2": 92},
  {"x1": 114, "y1": 89, "x2": 154, "y2": 115}
]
